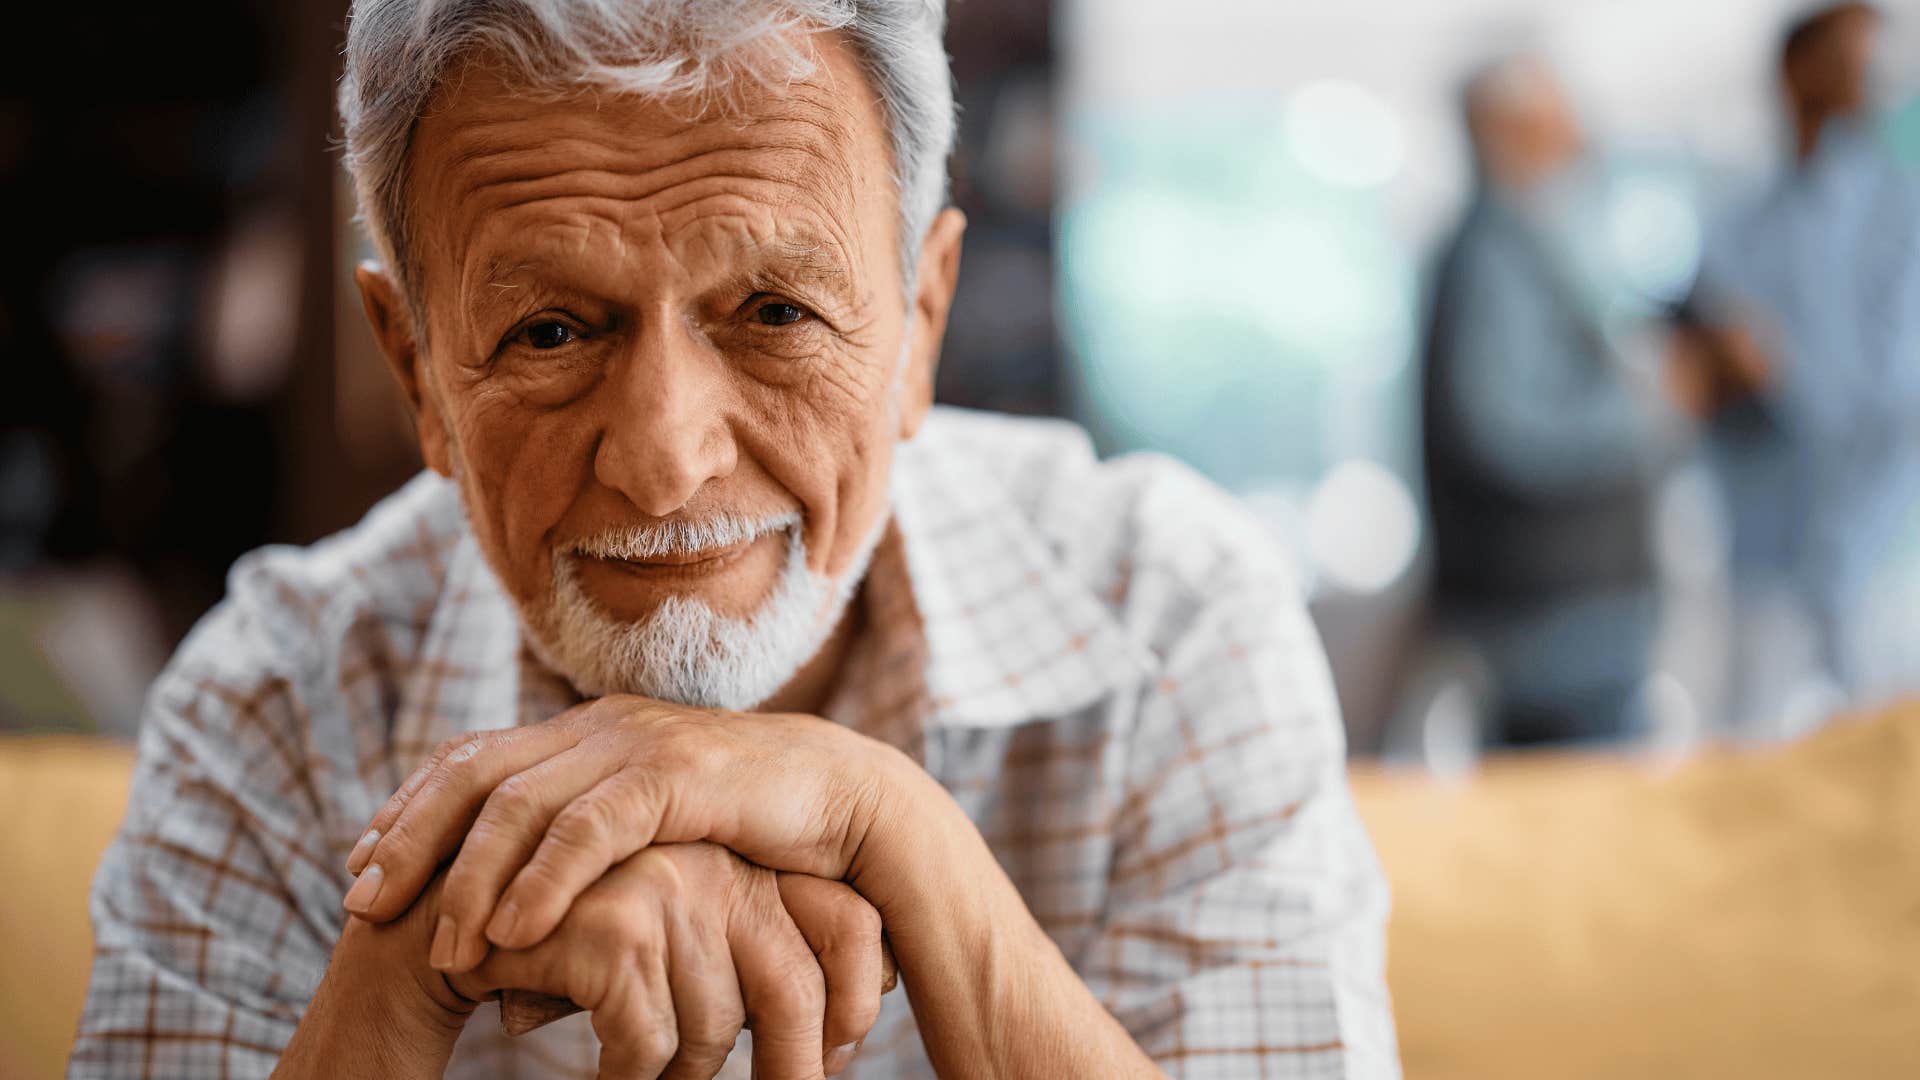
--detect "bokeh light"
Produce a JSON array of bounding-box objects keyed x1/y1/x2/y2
[{"x1": 1305, "y1": 459, "x2": 1422, "y2": 595}]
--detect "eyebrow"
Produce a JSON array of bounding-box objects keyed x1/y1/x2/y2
[
  {"x1": 470, "y1": 225, "x2": 863, "y2": 309},
  {"x1": 479, "y1": 252, "x2": 536, "y2": 289},
  {"x1": 762, "y1": 233, "x2": 853, "y2": 285}
]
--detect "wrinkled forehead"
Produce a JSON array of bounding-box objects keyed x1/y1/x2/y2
[{"x1": 403, "y1": 31, "x2": 897, "y2": 306}]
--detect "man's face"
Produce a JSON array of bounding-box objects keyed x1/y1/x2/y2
[
  {"x1": 1826, "y1": 9, "x2": 1880, "y2": 114},
  {"x1": 358, "y1": 32, "x2": 962, "y2": 705},
  {"x1": 1470, "y1": 60, "x2": 1586, "y2": 194},
  {"x1": 1792, "y1": 9, "x2": 1882, "y2": 117}
]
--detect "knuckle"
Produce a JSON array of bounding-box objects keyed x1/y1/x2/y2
[
  {"x1": 823, "y1": 1000, "x2": 878, "y2": 1051},
  {"x1": 637, "y1": 847, "x2": 692, "y2": 903},
  {"x1": 434, "y1": 732, "x2": 487, "y2": 769},
  {"x1": 832, "y1": 892, "x2": 883, "y2": 947},
  {"x1": 677, "y1": 1013, "x2": 742, "y2": 1069},
  {"x1": 460, "y1": 819, "x2": 518, "y2": 861},
  {"x1": 438, "y1": 740, "x2": 489, "y2": 784},
  {"x1": 654, "y1": 720, "x2": 728, "y2": 774},
  {"x1": 596, "y1": 973, "x2": 675, "y2": 1065},
  {"x1": 376, "y1": 816, "x2": 426, "y2": 862},
  {"x1": 624, "y1": 926, "x2": 664, "y2": 969},
  {"x1": 607, "y1": 1002, "x2": 679, "y2": 1074},
  {"x1": 765, "y1": 950, "x2": 826, "y2": 1017},
  {"x1": 486, "y1": 772, "x2": 540, "y2": 819},
  {"x1": 412, "y1": 759, "x2": 465, "y2": 804},
  {"x1": 713, "y1": 996, "x2": 748, "y2": 1038},
  {"x1": 548, "y1": 795, "x2": 614, "y2": 854},
  {"x1": 638, "y1": 1029, "x2": 679, "y2": 1071}
]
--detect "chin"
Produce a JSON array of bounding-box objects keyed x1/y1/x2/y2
[{"x1": 521, "y1": 519, "x2": 884, "y2": 710}]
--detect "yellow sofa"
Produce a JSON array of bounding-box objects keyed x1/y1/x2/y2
[
  {"x1": 9, "y1": 705, "x2": 1919, "y2": 1078},
  {"x1": 1352, "y1": 703, "x2": 1920, "y2": 1080},
  {"x1": 2, "y1": 737, "x2": 135, "y2": 1080}
]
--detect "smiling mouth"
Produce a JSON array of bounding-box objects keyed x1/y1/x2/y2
[{"x1": 585, "y1": 534, "x2": 768, "y2": 576}]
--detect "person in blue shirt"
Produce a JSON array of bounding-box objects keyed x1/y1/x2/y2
[{"x1": 1698, "y1": 2, "x2": 1920, "y2": 732}]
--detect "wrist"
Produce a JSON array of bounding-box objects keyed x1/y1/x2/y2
[
  {"x1": 849, "y1": 746, "x2": 1032, "y2": 953},
  {"x1": 851, "y1": 776, "x2": 1086, "y2": 1077},
  {"x1": 275, "y1": 918, "x2": 473, "y2": 1079},
  {"x1": 825, "y1": 739, "x2": 1156, "y2": 1078},
  {"x1": 847, "y1": 743, "x2": 967, "y2": 913}
]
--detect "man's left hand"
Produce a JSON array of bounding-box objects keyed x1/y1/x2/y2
[{"x1": 343, "y1": 696, "x2": 924, "y2": 973}]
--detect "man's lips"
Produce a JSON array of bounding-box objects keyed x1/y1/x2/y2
[{"x1": 578, "y1": 533, "x2": 770, "y2": 575}]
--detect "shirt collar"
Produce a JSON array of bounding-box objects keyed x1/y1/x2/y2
[{"x1": 885, "y1": 424, "x2": 1155, "y2": 729}]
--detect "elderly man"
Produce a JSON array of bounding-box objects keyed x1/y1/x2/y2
[
  {"x1": 72, "y1": 2, "x2": 1394, "y2": 1078},
  {"x1": 1422, "y1": 55, "x2": 1714, "y2": 745}
]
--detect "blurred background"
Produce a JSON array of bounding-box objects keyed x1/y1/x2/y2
[
  {"x1": 5, "y1": 1, "x2": 1920, "y2": 1076},
  {"x1": 7, "y1": 0, "x2": 1918, "y2": 754}
]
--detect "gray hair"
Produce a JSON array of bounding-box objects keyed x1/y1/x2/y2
[{"x1": 338, "y1": 0, "x2": 955, "y2": 321}]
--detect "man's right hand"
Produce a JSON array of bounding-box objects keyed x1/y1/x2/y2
[{"x1": 275, "y1": 842, "x2": 890, "y2": 1080}]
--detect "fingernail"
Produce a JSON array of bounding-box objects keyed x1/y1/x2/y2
[
  {"x1": 429, "y1": 914, "x2": 457, "y2": 970},
  {"x1": 345, "y1": 829, "x2": 379, "y2": 874},
  {"x1": 343, "y1": 863, "x2": 384, "y2": 914},
  {"x1": 825, "y1": 1042, "x2": 858, "y2": 1074},
  {"x1": 485, "y1": 899, "x2": 520, "y2": 946}
]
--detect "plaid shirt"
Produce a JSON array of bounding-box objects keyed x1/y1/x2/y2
[{"x1": 72, "y1": 408, "x2": 1397, "y2": 1078}]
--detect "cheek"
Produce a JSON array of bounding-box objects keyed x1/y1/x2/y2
[
  {"x1": 447, "y1": 388, "x2": 596, "y2": 602},
  {"x1": 819, "y1": 410, "x2": 897, "y2": 579},
  {"x1": 835, "y1": 422, "x2": 898, "y2": 575},
  {"x1": 737, "y1": 348, "x2": 899, "y2": 579}
]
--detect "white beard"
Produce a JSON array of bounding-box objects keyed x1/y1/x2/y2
[{"x1": 523, "y1": 511, "x2": 885, "y2": 710}]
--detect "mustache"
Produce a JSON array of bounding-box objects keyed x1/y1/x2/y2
[{"x1": 563, "y1": 511, "x2": 801, "y2": 561}]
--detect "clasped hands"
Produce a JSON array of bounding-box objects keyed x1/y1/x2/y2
[{"x1": 340, "y1": 696, "x2": 922, "y2": 1079}]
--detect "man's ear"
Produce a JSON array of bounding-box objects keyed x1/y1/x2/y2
[
  {"x1": 355, "y1": 262, "x2": 454, "y2": 477},
  {"x1": 897, "y1": 207, "x2": 966, "y2": 441}
]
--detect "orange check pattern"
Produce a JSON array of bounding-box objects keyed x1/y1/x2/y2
[{"x1": 72, "y1": 408, "x2": 1397, "y2": 1079}]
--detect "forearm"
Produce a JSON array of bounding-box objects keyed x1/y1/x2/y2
[
  {"x1": 860, "y1": 770, "x2": 1162, "y2": 1079},
  {"x1": 271, "y1": 920, "x2": 473, "y2": 1080}
]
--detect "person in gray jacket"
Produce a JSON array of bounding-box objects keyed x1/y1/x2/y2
[{"x1": 1422, "y1": 55, "x2": 1734, "y2": 745}]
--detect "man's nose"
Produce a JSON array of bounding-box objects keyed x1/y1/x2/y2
[{"x1": 593, "y1": 324, "x2": 738, "y2": 518}]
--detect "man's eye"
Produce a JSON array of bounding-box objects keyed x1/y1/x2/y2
[
  {"x1": 755, "y1": 302, "x2": 806, "y2": 327},
  {"x1": 521, "y1": 320, "x2": 576, "y2": 349}
]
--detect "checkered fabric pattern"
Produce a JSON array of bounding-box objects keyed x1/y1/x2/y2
[{"x1": 71, "y1": 407, "x2": 1398, "y2": 1079}]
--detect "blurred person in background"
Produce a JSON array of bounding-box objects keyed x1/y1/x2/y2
[
  {"x1": 1421, "y1": 56, "x2": 1749, "y2": 746},
  {"x1": 1696, "y1": 2, "x2": 1920, "y2": 735}
]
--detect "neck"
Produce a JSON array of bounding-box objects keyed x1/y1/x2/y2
[
  {"x1": 1797, "y1": 110, "x2": 1823, "y2": 161},
  {"x1": 1795, "y1": 105, "x2": 1849, "y2": 162}
]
